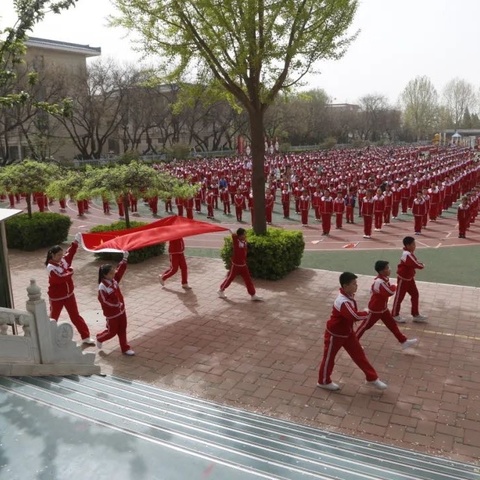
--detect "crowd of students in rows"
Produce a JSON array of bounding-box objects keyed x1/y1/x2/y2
[
  {"x1": 3, "y1": 145, "x2": 479, "y2": 240},
  {"x1": 149, "y1": 145, "x2": 480, "y2": 239}
]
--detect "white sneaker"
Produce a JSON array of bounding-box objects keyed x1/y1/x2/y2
[
  {"x1": 217, "y1": 289, "x2": 227, "y2": 299},
  {"x1": 182, "y1": 284, "x2": 192, "y2": 290},
  {"x1": 393, "y1": 315, "x2": 406, "y2": 323},
  {"x1": 82, "y1": 337, "x2": 96, "y2": 346},
  {"x1": 366, "y1": 379, "x2": 387, "y2": 390},
  {"x1": 413, "y1": 314, "x2": 428, "y2": 323},
  {"x1": 317, "y1": 382, "x2": 340, "y2": 391},
  {"x1": 402, "y1": 338, "x2": 418, "y2": 349},
  {"x1": 96, "y1": 339, "x2": 103, "y2": 349},
  {"x1": 123, "y1": 349, "x2": 135, "y2": 356},
  {"x1": 251, "y1": 295, "x2": 263, "y2": 301},
  {"x1": 159, "y1": 277, "x2": 165, "y2": 287}
]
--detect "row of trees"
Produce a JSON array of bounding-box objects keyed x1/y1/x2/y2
[
  {"x1": 2, "y1": 54, "x2": 479, "y2": 165},
  {"x1": 0, "y1": 159, "x2": 197, "y2": 228}
]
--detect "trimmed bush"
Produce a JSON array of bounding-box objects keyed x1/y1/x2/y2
[
  {"x1": 220, "y1": 228, "x2": 305, "y2": 280},
  {"x1": 89, "y1": 220, "x2": 165, "y2": 264},
  {"x1": 6, "y1": 212, "x2": 72, "y2": 251}
]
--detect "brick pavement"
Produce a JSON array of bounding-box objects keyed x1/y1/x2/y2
[{"x1": 8, "y1": 246, "x2": 480, "y2": 465}]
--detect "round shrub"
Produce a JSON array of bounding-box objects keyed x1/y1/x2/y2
[
  {"x1": 6, "y1": 212, "x2": 72, "y2": 251},
  {"x1": 89, "y1": 220, "x2": 165, "y2": 264},
  {"x1": 220, "y1": 228, "x2": 305, "y2": 280}
]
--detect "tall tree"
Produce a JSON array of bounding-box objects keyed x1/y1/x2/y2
[
  {"x1": 0, "y1": 1, "x2": 76, "y2": 164},
  {"x1": 442, "y1": 78, "x2": 477, "y2": 129},
  {"x1": 112, "y1": 0, "x2": 358, "y2": 234},
  {"x1": 400, "y1": 76, "x2": 438, "y2": 142}
]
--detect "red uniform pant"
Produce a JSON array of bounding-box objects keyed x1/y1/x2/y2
[
  {"x1": 391, "y1": 277, "x2": 419, "y2": 317},
  {"x1": 321, "y1": 213, "x2": 331, "y2": 234},
  {"x1": 207, "y1": 204, "x2": 214, "y2": 217},
  {"x1": 266, "y1": 207, "x2": 273, "y2": 223},
  {"x1": 301, "y1": 209, "x2": 309, "y2": 225},
  {"x1": 195, "y1": 198, "x2": 201, "y2": 212},
  {"x1": 220, "y1": 264, "x2": 255, "y2": 296},
  {"x1": 363, "y1": 215, "x2": 373, "y2": 236},
  {"x1": 401, "y1": 198, "x2": 408, "y2": 213},
  {"x1": 383, "y1": 207, "x2": 391, "y2": 224},
  {"x1": 335, "y1": 213, "x2": 343, "y2": 229},
  {"x1": 392, "y1": 202, "x2": 400, "y2": 218},
  {"x1": 49, "y1": 294, "x2": 90, "y2": 340},
  {"x1": 318, "y1": 330, "x2": 378, "y2": 385},
  {"x1": 458, "y1": 218, "x2": 468, "y2": 236},
  {"x1": 77, "y1": 200, "x2": 85, "y2": 216},
  {"x1": 97, "y1": 312, "x2": 130, "y2": 353},
  {"x1": 223, "y1": 202, "x2": 231, "y2": 215},
  {"x1": 356, "y1": 311, "x2": 407, "y2": 344},
  {"x1": 186, "y1": 208, "x2": 194, "y2": 219},
  {"x1": 345, "y1": 206, "x2": 354, "y2": 223},
  {"x1": 282, "y1": 202, "x2": 290, "y2": 218},
  {"x1": 235, "y1": 206, "x2": 243, "y2": 221},
  {"x1": 414, "y1": 215, "x2": 423, "y2": 233},
  {"x1": 161, "y1": 253, "x2": 188, "y2": 285},
  {"x1": 374, "y1": 212, "x2": 383, "y2": 229}
]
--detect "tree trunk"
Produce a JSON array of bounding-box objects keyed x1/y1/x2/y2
[
  {"x1": 123, "y1": 196, "x2": 131, "y2": 229},
  {"x1": 249, "y1": 110, "x2": 266, "y2": 235},
  {"x1": 26, "y1": 194, "x2": 32, "y2": 218}
]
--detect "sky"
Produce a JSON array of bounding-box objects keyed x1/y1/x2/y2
[{"x1": 2, "y1": 0, "x2": 480, "y2": 106}]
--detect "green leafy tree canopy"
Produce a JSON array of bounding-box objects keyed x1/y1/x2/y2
[{"x1": 112, "y1": 0, "x2": 359, "y2": 234}]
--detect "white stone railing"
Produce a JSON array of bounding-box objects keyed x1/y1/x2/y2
[{"x1": 0, "y1": 279, "x2": 100, "y2": 376}]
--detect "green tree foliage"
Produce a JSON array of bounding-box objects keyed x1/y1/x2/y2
[
  {"x1": 112, "y1": 0, "x2": 359, "y2": 234},
  {"x1": 400, "y1": 76, "x2": 438, "y2": 141},
  {"x1": 0, "y1": 159, "x2": 60, "y2": 217},
  {"x1": 46, "y1": 169, "x2": 88, "y2": 201},
  {"x1": 83, "y1": 161, "x2": 196, "y2": 227}
]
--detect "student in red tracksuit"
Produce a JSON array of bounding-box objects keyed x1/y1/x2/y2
[
  {"x1": 206, "y1": 188, "x2": 215, "y2": 218},
  {"x1": 97, "y1": 252, "x2": 135, "y2": 356},
  {"x1": 333, "y1": 191, "x2": 345, "y2": 229},
  {"x1": 317, "y1": 271, "x2": 387, "y2": 392},
  {"x1": 159, "y1": 238, "x2": 191, "y2": 289},
  {"x1": 361, "y1": 189, "x2": 374, "y2": 238},
  {"x1": 299, "y1": 190, "x2": 310, "y2": 226},
  {"x1": 218, "y1": 228, "x2": 262, "y2": 301},
  {"x1": 312, "y1": 187, "x2": 322, "y2": 221},
  {"x1": 45, "y1": 233, "x2": 95, "y2": 345},
  {"x1": 281, "y1": 187, "x2": 291, "y2": 218},
  {"x1": 457, "y1": 196, "x2": 470, "y2": 238},
  {"x1": 412, "y1": 191, "x2": 426, "y2": 235},
  {"x1": 220, "y1": 187, "x2": 231, "y2": 215},
  {"x1": 356, "y1": 260, "x2": 418, "y2": 349},
  {"x1": 372, "y1": 188, "x2": 385, "y2": 231},
  {"x1": 391, "y1": 181, "x2": 402, "y2": 219},
  {"x1": 344, "y1": 190, "x2": 356, "y2": 224},
  {"x1": 185, "y1": 196, "x2": 194, "y2": 219},
  {"x1": 391, "y1": 236, "x2": 427, "y2": 323},
  {"x1": 383, "y1": 185, "x2": 393, "y2": 225},
  {"x1": 320, "y1": 189, "x2": 333, "y2": 235},
  {"x1": 234, "y1": 191, "x2": 245, "y2": 221}
]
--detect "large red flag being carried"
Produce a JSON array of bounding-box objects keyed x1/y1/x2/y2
[{"x1": 81, "y1": 216, "x2": 230, "y2": 253}]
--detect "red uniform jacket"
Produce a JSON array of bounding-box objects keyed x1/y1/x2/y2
[
  {"x1": 231, "y1": 234, "x2": 248, "y2": 267},
  {"x1": 396, "y1": 249, "x2": 424, "y2": 281},
  {"x1": 46, "y1": 241, "x2": 78, "y2": 301},
  {"x1": 98, "y1": 259, "x2": 127, "y2": 320},
  {"x1": 361, "y1": 197, "x2": 374, "y2": 215},
  {"x1": 168, "y1": 238, "x2": 185, "y2": 254},
  {"x1": 368, "y1": 275, "x2": 396, "y2": 313},
  {"x1": 325, "y1": 289, "x2": 369, "y2": 338}
]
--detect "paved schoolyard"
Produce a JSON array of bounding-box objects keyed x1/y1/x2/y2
[{"x1": 8, "y1": 244, "x2": 480, "y2": 465}]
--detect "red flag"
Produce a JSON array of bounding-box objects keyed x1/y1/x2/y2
[{"x1": 81, "y1": 216, "x2": 229, "y2": 253}]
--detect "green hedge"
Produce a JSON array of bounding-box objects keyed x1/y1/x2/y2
[
  {"x1": 220, "y1": 228, "x2": 305, "y2": 280},
  {"x1": 89, "y1": 220, "x2": 165, "y2": 264},
  {"x1": 6, "y1": 212, "x2": 72, "y2": 251}
]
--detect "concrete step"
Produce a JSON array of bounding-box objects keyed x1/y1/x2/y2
[{"x1": 0, "y1": 375, "x2": 478, "y2": 480}]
